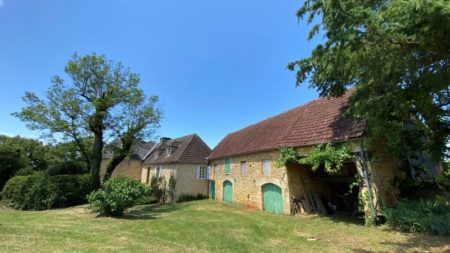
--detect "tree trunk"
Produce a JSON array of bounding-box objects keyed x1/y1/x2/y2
[
  {"x1": 103, "y1": 154, "x2": 127, "y2": 181},
  {"x1": 358, "y1": 138, "x2": 377, "y2": 225},
  {"x1": 90, "y1": 131, "x2": 103, "y2": 189},
  {"x1": 103, "y1": 134, "x2": 135, "y2": 181}
]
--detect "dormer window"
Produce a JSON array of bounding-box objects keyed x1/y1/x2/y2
[{"x1": 166, "y1": 147, "x2": 171, "y2": 157}]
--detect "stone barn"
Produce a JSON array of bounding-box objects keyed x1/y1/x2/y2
[{"x1": 208, "y1": 92, "x2": 403, "y2": 215}]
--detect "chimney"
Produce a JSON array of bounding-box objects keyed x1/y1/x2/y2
[{"x1": 160, "y1": 137, "x2": 171, "y2": 145}]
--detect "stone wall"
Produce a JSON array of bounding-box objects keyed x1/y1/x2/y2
[
  {"x1": 209, "y1": 150, "x2": 291, "y2": 214},
  {"x1": 100, "y1": 158, "x2": 143, "y2": 180},
  {"x1": 209, "y1": 139, "x2": 403, "y2": 215},
  {"x1": 365, "y1": 142, "x2": 404, "y2": 208},
  {"x1": 141, "y1": 163, "x2": 209, "y2": 201}
]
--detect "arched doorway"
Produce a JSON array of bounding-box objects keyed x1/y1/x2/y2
[
  {"x1": 262, "y1": 183, "x2": 283, "y2": 214},
  {"x1": 223, "y1": 180, "x2": 233, "y2": 203}
]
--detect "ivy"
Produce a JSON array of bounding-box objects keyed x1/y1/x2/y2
[
  {"x1": 276, "y1": 143, "x2": 351, "y2": 174},
  {"x1": 300, "y1": 143, "x2": 351, "y2": 174},
  {"x1": 275, "y1": 147, "x2": 300, "y2": 168}
]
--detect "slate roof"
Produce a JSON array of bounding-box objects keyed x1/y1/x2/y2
[
  {"x1": 103, "y1": 141, "x2": 155, "y2": 161},
  {"x1": 209, "y1": 91, "x2": 365, "y2": 160},
  {"x1": 143, "y1": 134, "x2": 211, "y2": 165}
]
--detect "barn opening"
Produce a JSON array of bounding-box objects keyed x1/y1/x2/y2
[{"x1": 287, "y1": 162, "x2": 360, "y2": 215}]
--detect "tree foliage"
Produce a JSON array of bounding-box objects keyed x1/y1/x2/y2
[
  {"x1": 14, "y1": 53, "x2": 162, "y2": 187},
  {"x1": 0, "y1": 145, "x2": 27, "y2": 191},
  {"x1": 275, "y1": 147, "x2": 301, "y2": 168},
  {"x1": 276, "y1": 144, "x2": 351, "y2": 174},
  {"x1": 300, "y1": 143, "x2": 351, "y2": 174},
  {"x1": 289, "y1": 0, "x2": 450, "y2": 165}
]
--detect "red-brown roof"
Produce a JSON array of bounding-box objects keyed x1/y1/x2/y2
[
  {"x1": 209, "y1": 92, "x2": 364, "y2": 159},
  {"x1": 143, "y1": 134, "x2": 211, "y2": 165}
]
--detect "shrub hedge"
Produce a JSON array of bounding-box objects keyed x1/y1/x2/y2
[
  {"x1": 45, "y1": 161, "x2": 87, "y2": 176},
  {"x1": 176, "y1": 194, "x2": 207, "y2": 203},
  {"x1": 1, "y1": 173, "x2": 93, "y2": 210},
  {"x1": 88, "y1": 177, "x2": 149, "y2": 216},
  {"x1": 382, "y1": 199, "x2": 450, "y2": 235}
]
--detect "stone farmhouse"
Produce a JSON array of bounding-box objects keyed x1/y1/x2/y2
[
  {"x1": 101, "y1": 141, "x2": 155, "y2": 180},
  {"x1": 208, "y1": 92, "x2": 403, "y2": 215},
  {"x1": 141, "y1": 134, "x2": 212, "y2": 202}
]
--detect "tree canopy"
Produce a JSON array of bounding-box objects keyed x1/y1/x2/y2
[
  {"x1": 289, "y1": 0, "x2": 450, "y2": 168},
  {"x1": 14, "y1": 53, "x2": 162, "y2": 187}
]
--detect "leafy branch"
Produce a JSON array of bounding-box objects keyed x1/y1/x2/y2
[{"x1": 276, "y1": 143, "x2": 351, "y2": 174}]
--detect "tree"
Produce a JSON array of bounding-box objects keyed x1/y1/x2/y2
[
  {"x1": 0, "y1": 135, "x2": 50, "y2": 171},
  {"x1": 0, "y1": 144, "x2": 27, "y2": 190},
  {"x1": 289, "y1": 0, "x2": 449, "y2": 168},
  {"x1": 103, "y1": 94, "x2": 161, "y2": 180},
  {"x1": 14, "y1": 53, "x2": 162, "y2": 188}
]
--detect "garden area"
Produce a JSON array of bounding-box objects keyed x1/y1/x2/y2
[{"x1": 0, "y1": 200, "x2": 449, "y2": 253}]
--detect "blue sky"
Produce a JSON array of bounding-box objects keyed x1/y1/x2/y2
[{"x1": 0, "y1": 0, "x2": 319, "y2": 148}]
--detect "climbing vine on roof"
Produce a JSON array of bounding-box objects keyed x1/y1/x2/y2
[
  {"x1": 275, "y1": 147, "x2": 301, "y2": 168},
  {"x1": 276, "y1": 143, "x2": 351, "y2": 174}
]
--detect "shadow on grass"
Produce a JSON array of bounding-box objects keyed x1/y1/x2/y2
[
  {"x1": 351, "y1": 232, "x2": 450, "y2": 253},
  {"x1": 318, "y1": 213, "x2": 366, "y2": 226},
  {"x1": 117, "y1": 203, "x2": 187, "y2": 220}
]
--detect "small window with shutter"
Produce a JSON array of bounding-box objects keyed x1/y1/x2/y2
[
  {"x1": 224, "y1": 158, "x2": 231, "y2": 175},
  {"x1": 196, "y1": 166, "x2": 206, "y2": 180},
  {"x1": 240, "y1": 161, "x2": 246, "y2": 176},
  {"x1": 262, "y1": 160, "x2": 270, "y2": 176},
  {"x1": 206, "y1": 166, "x2": 211, "y2": 180},
  {"x1": 156, "y1": 165, "x2": 162, "y2": 178},
  {"x1": 214, "y1": 163, "x2": 218, "y2": 175}
]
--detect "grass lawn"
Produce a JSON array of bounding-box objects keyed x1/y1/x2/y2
[{"x1": 0, "y1": 200, "x2": 448, "y2": 253}]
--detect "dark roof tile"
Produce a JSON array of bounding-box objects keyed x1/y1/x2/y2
[
  {"x1": 209, "y1": 91, "x2": 364, "y2": 159},
  {"x1": 143, "y1": 134, "x2": 211, "y2": 165}
]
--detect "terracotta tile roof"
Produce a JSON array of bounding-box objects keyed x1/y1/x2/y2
[
  {"x1": 103, "y1": 141, "x2": 155, "y2": 161},
  {"x1": 209, "y1": 91, "x2": 364, "y2": 160},
  {"x1": 143, "y1": 134, "x2": 211, "y2": 165}
]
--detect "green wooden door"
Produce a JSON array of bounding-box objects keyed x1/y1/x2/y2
[
  {"x1": 210, "y1": 180, "x2": 215, "y2": 199},
  {"x1": 262, "y1": 184, "x2": 283, "y2": 214},
  {"x1": 223, "y1": 181, "x2": 233, "y2": 203}
]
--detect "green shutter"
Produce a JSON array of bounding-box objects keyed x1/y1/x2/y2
[
  {"x1": 210, "y1": 180, "x2": 215, "y2": 199},
  {"x1": 262, "y1": 183, "x2": 283, "y2": 214},
  {"x1": 224, "y1": 158, "x2": 231, "y2": 174}
]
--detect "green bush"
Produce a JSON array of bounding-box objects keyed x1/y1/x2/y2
[
  {"x1": 382, "y1": 199, "x2": 450, "y2": 235},
  {"x1": 436, "y1": 161, "x2": 450, "y2": 191},
  {"x1": 14, "y1": 167, "x2": 35, "y2": 176},
  {"x1": 176, "y1": 194, "x2": 207, "y2": 203},
  {"x1": 1, "y1": 176, "x2": 29, "y2": 207},
  {"x1": 149, "y1": 176, "x2": 163, "y2": 202},
  {"x1": 87, "y1": 177, "x2": 149, "y2": 216},
  {"x1": 49, "y1": 174, "x2": 94, "y2": 208},
  {"x1": 46, "y1": 161, "x2": 87, "y2": 176},
  {"x1": 1, "y1": 173, "x2": 93, "y2": 210}
]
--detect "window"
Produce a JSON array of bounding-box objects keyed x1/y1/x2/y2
[
  {"x1": 197, "y1": 166, "x2": 206, "y2": 179},
  {"x1": 214, "y1": 163, "x2": 218, "y2": 175},
  {"x1": 262, "y1": 160, "x2": 270, "y2": 176},
  {"x1": 224, "y1": 158, "x2": 231, "y2": 174},
  {"x1": 156, "y1": 165, "x2": 162, "y2": 178},
  {"x1": 166, "y1": 147, "x2": 171, "y2": 157},
  {"x1": 240, "y1": 161, "x2": 246, "y2": 176},
  {"x1": 146, "y1": 167, "x2": 151, "y2": 183}
]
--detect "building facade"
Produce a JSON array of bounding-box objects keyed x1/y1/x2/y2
[
  {"x1": 208, "y1": 92, "x2": 403, "y2": 215},
  {"x1": 141, "y1": 134, "x2": 211, "y2": 202},
  {"x1": 101, "y1": 141, "x2": 154, "y2": 180}
]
